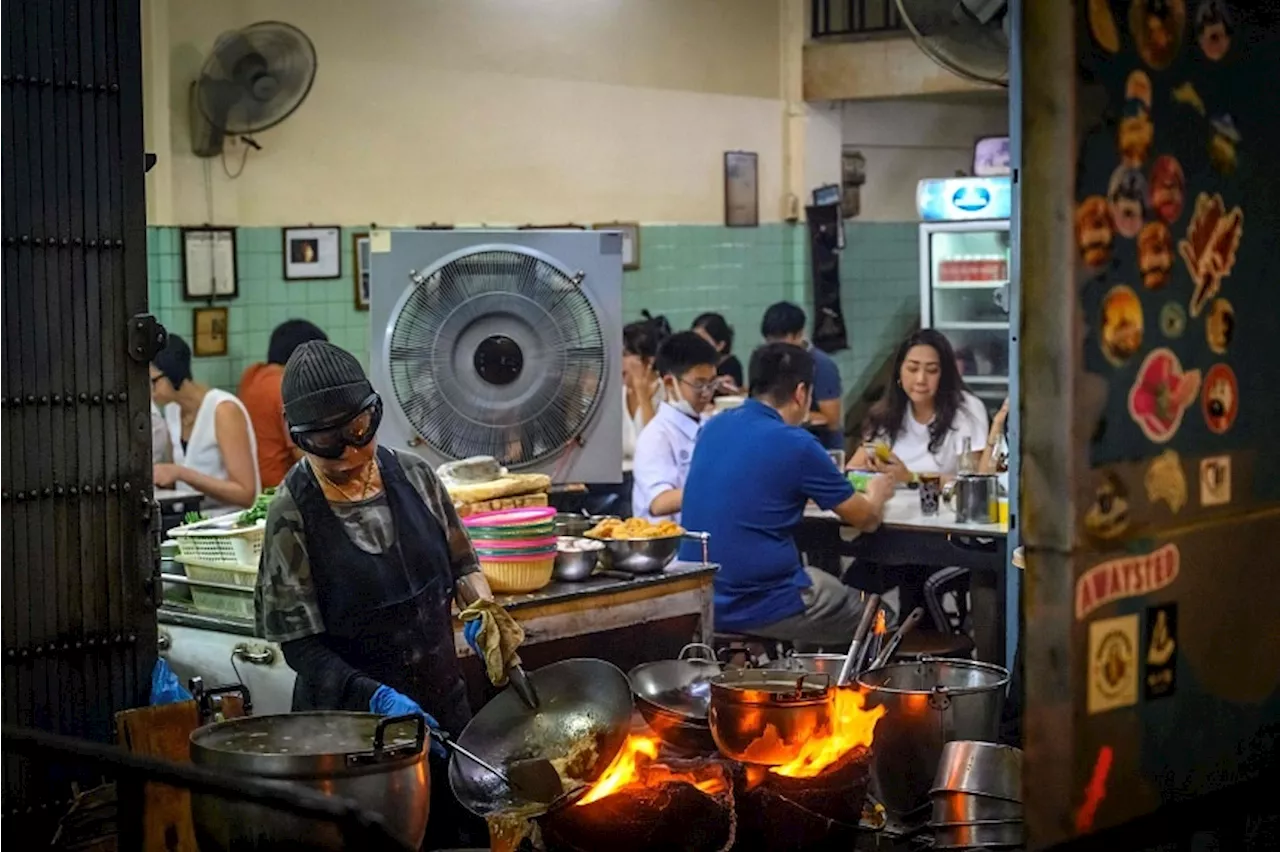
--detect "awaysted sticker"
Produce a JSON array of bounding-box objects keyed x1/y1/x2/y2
[
  {"x1": 1088, "y1": 613, "x2": 1141, "y2": 714},
  {"x1": 1202, "y1": 363, "x2": 1238, "y2": 434},
  {"x1": 1076, "y1": 543, "x2": 1180, "y2": 621},
  {"x1": 1180, "y1": 193, "x2": 1243, "y2": 317},
  {"x1": 1127, "y1": 348, "x2": 1202, "y2": 443},
  {"x1": 1199, "y1": 455, "x2": 1231, "y2": 506},
  {"x1": 1144, "y1": 603, "x2": 1178, "y2": 700},
  {"x1": 1145, "y1": 450, "x2": 1187, "y2": 514}
]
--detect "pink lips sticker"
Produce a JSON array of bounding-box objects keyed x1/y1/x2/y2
[{"x1": 1127, "y1": 348, "x2": 1202, "y2": 443}]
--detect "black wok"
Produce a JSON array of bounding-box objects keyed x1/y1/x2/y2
[{"x1": 447, "y1": 658, "x2": 633, "y2": 818}]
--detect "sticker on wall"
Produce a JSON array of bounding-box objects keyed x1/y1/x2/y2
[
  {"x1": 1194, "y1": 0, "x2": 1232, "y2": 61},
  {"x1": 1108, "y1": 167, "x2": 1148, "y2": 239},
  {"x1": 1101, "y1": 286, "x2": 1144, "y2": 365},
  {"x1": 1128, "y1": 348, "x2": 1202, "y2": 443},
  {"x1": 1202, "y1": 363, "x2": 1239, "y2": 433},
  {"x1": 1088, "y1": 613, "x2": 1141, "y2": 714},
  {"x1": 1147, "y1": 155, "x2": 1185, "y2": 225},
  {"x1": 1145, "y1": 450, "x2": 1187, "y2": 513},
  {"x1": 1076, "y1": 195, "x2": 1114, "y2": 267},
  {"x1": 1083, "y1": 473, "x2": 1131, "y2": 541},
  {"x1": 1209, "y1": 115, "x2": 1241, "y2": 175},
  {"x1": 1125, "y1": 70, "x2": 1153, "y2": 108},
  {"x1": 1076, "y1": 543, "x2": 1180, "y2": 620},
  {"x1": 1089, "y1": 0, "x2": 1122, "y2": 52},
  {"x1": 1119, "y1": 101, "x2": 1154, "y2": 167},
  {"x1": 1130, "y1": 0, "x2": 1186, "y2": 70},
  {"x1": 1205, "y1": 298, "x2": 1234, "y2": 354},
  {"x1": 1143, "y1": 604, "x2": 1178, "y2": 700},
  {"x1": 1138, "y1": 221, "x2": 1174, "y2": 289},
  {"x1": 1172, "y1": 81, "x2": 1206, "y2": 116},
  {"x1": 1160, "y1": 302, "x2": 1187, "y2": 338},
  {"x1": 1199, "y1": 454, "x2": 1232, "y2": 506},
  {"x1": 1180, "y1": 193, "x2": 1243, "y2": 317}
]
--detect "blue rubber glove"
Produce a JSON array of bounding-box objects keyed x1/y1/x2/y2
[
  {"x1": 463, "y1": 618, "x2": 483, "y2": 657},
  {"x1": 370, "y1": 685, "x2": 446, "y2": 758}
]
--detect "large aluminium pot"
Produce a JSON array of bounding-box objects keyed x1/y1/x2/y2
[
  {"x1": 856, "y1": 658, "x2": 1009, "y2": 815},
  {"x1": 189, "y1": 712, "x2": 429, "y2": 852},
  {"x1": 707, "y1": 669, "x2": 832, "y2": 765}
]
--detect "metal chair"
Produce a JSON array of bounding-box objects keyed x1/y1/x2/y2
[{"x1": 895, "y1": 566, "x2": 976, "y2": 659}]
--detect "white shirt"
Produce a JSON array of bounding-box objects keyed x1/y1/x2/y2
[
  {"x1": 151, "y1": 401, "x2": 172, "y2": 464},
  {"x1": 883, "y1": 391, "x2": 989, "y2": 476},
  {"x1": 631, "y1": 402, "x2": 702, "y2": 525},
  {"x1": 165, "y1": 388, "x2": 261, "y2": 512},
  {"x1": 621, "y1": 386, "x2": 663, "y2": 473}
]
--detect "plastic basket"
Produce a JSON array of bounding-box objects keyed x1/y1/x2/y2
[
  {"x1": 169, "y1": 514, "x2": 265, "y2": 567},
  {"x1": 179, "y1": 557, "x2": 257, "y2": 620}
]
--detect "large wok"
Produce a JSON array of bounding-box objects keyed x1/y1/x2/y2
[
  {"x1": 448, "y1": 658, "x2": 633, "y2": 818},
  {"x1": 627, "y1": 644, "x2": 720, "y2": 752}
]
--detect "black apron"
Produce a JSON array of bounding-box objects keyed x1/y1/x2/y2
[{"x1": 287, "y1": 446, "x2": 472, "y2": 736}]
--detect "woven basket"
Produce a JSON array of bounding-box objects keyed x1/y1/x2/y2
[{"x1": 478, "y1": 554, "x2": 555, "y2": 593}]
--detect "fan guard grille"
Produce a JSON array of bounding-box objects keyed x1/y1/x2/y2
[{"x1": 386, "y1": 248, "x2": 606, "y2": 469}]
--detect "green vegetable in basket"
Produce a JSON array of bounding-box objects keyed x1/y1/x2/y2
[
  {"x1": 236, "y1": 487, "x2": 276, "y2": 527},
  {"x1": 183, "y1": 510, "x2": 207, "y2": 525}
]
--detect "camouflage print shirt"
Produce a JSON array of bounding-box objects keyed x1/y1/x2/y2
[{"x1": 254, "y1": 449, "x2": 479, "y2": 642}]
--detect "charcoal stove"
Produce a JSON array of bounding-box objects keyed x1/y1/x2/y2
[{"x1": 533, "y1": 721, "x2": 930, "y2": 852}]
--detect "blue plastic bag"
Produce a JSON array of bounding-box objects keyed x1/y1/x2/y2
[{"x1": 150, "y1": 658, "x2": 192, "y2": 705}]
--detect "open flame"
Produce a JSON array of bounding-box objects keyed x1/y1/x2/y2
[
  {"x1": 873, "y1": 608, "x2": 887, "y2": 636},
  {"x1": 575, "y1": 733, "x2": 729, "y2": 806},
  {"x1": 769, "y1": 687, "x2": 885, "y2": 779}
]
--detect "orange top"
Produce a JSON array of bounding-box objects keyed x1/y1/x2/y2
[{"x1": 238, "y1": 363, "x2": 295, "y2": 488}]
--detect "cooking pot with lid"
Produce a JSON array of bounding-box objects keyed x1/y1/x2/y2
[{"x1": 189, "y1": 712, "x2": 428, "y2": 852}]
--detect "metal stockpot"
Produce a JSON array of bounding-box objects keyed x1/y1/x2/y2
[
  {"x1": 856, "y1": 658, "x2": 1009, "y2": 815},
  {"x1": 708, "y1": 669, "x2": 833, "y2": 765},
  {"x1": 189, "y1": 712, "x2": 428, "y2": 852}
]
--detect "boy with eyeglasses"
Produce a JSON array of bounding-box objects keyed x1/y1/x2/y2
[{"x1": 631, "y1": 331, "x2": 721, "y2": 525}]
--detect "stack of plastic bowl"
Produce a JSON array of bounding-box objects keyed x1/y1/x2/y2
[{"x1": 462, "y1": 506, "x2": 558, "y2": 592}]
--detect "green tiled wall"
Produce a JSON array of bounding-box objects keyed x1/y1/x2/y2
[{"x1": 146, "y1": 222, "x2": 919, "y2": 403}]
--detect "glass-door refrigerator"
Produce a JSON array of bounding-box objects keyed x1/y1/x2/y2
[{"x1": 916, "y1": 176, "x2": 1013, "y2": 409}]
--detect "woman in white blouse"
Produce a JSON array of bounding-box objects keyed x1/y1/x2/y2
[
  {"x1": 151, "y1": 334, "x2": 260, "y2": 511},
  {"x1": 848, "y1": 329, "x2": 989, "y2": 480}
]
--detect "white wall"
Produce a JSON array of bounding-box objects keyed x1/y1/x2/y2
[
  {"x1": 839, "y1": 96, "x2": 1009, "y2": 221},
  {"x1": 145, "y1": 0, "x2": 787, "y2": 226}
]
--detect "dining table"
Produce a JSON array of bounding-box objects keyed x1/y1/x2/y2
[{"x1": 799, "y1": 488, "x2": 1011, "y2": 665}]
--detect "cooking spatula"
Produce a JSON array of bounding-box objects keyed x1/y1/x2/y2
[{"x1": 430, "y1": 730, "x2": 564, "y2": 803}]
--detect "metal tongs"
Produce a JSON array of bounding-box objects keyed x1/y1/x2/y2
[
  {"x1": 836, "y1": 593, "x2": 882, "y2": 686},
  {"x1": 866, "y1": 607, "x2": 925, "y2": 671}
]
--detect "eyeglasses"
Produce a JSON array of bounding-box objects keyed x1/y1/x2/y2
[
  {"x1": 290, "y1": 394, "x2": 383, "y2": 459},
  {"x1": 680, "y1": 377, "x2": 719, "y2": 397},
  {"x1": 150, "y1": 375, "x2": 163, "y2": 387}
]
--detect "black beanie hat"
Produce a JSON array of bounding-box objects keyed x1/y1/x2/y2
[{"x1": 282, "y1": 341, "x2": 374, "y2": 429}]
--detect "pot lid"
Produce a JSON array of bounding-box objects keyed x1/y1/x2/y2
[{"x1": 192, "y1": 712, "x2": 418, "y2": 757}]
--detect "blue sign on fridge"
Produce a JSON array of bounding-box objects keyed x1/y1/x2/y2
[{"x1": 917, "y1": 176, "x2": 1012, "y2": 221}]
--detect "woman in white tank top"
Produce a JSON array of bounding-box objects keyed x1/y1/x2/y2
[{"x1": 150, "y1": 334, "x2": 260, "y2": 511}]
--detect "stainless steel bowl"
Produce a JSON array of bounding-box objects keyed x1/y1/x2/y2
[
  {"x1": 930, "y1": 740, "x2": 1023, "y2": 802},
  {"x1": 553, "y1": 537, "x2": 603, "y2": 581},
  {"x1": 931, "y1": 791, "x2": 1023, "y2": 824},
  {"x1": 554, "y1": 513, "x2": 610, "y2": 538},
  {"x1": 599, "y1": 534, "x2": 682, "y2": 574},
  {"x1": 707, "y1": 669, "x2": 833, "y2": 765}
]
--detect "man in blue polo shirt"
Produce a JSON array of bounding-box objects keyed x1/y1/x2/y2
[
  {"x1": 761, "y1": 302, "x2": 844, "y2": 451},
  {"x1": 679, "y1": 343, "x2": 893, "y2": 646}
]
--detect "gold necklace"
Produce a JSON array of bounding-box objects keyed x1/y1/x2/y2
[{"x1": 315, "y1": 459, "x2": 376, "y2": 502}]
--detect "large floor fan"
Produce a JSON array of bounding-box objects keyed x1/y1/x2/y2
[
  {"x1": 369, "y1": 231, "x2": 623, "y2": 484},
  {"x1": 190, "y1": 21, "x2": 317, "y2": 157},
  {"x1": 896, "y1": 0, "x2": 1009, "y2": 87}
]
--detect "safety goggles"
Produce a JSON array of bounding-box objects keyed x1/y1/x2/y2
[{"x1": 289, "y1": 393, "x2": 383, "y2": 460}]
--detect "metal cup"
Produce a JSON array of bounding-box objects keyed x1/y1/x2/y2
[{"x1": 919, "y1": 473, "x2": 943, "y2": 516}]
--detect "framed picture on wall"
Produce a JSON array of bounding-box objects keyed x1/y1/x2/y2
[
  {"x1": 592, "y1": 222, "x2": 641, "y2": 270},
  {"x1": 283, "y1": 226, "x2": 341, "y2": 280},
  {"x1": 353, "y1": 232, "x2": 371, "y2": 311},
  {"x1": 724, "y1": 151, "x2": 759, "y2": 227},
  {"x1": 181, "y1": 227, "x2": 237, "y2": 300},
  {"x1": 192, "y1": 306, "x2": 229, "y2": 357}
]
